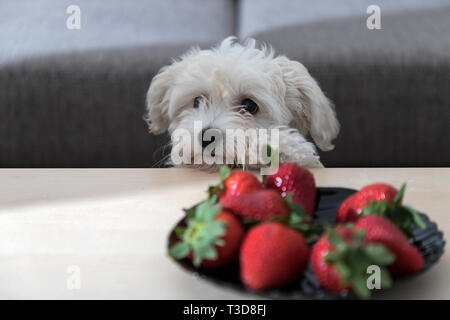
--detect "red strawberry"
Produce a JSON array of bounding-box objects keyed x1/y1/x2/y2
[
  {"x1": 223, "y1": 170, "x2": 262, "y2": 196},
  {"x1": 240, "y1": 222, "x2": 308, "y2": 291},
  {"x1": 265, "y1": 162, "x2": 316, "y2": 216},
  {"x1": 311, "y1": 226, "x2": 395, "y2": 298},
  {"x1": 219, "y1": 189, "x2": 289, "y2": 220},
  {"x1": 336, "y1": 183, "x2": 398, "y2": 223},
  {"x1": 311, "y1": 226, "x2": 354, "y2": 294},
  {"x1": 355, "y1": 215, "x2": 424, "y2": 275},
  {"x1": 169, "y1": 201, "x2": 244, "y2": 269},
  {"x1": 208, "y1": 166, "x2": 262, "y2": 200},
  {"x1": 199, "y1": 210, "x2": 245, "y2": 268},
  {"x1": 336, "y1": 183, "x2": 426, "y2": 234}
]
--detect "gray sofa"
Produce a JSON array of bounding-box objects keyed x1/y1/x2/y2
[{"x1": 1, "y1": 0, "x2": 449, "y2": 167}]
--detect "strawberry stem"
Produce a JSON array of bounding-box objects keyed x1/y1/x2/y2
[
  {"x1": 324, "y1": 228, "x2": 395, "y2": 299},
  {"x1": 169, "y1": 199, "x2": 226, "y2": 268},
  {"x1": 207, "y1": 166, "x2": 231, "y2": 200},
  {"x1": 283, "y1": 194, "x2": 319, "y2": 244}
]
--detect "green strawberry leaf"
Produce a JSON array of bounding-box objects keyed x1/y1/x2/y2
[
  {"x1": 279, "y1": 194, "x2": 319, "y2": 244},
  {"x1": 203, "y1": 245, "x2": 218, "y2": 260},
  {"x1": 365, "y1": 244, "x2": 396, "y2": 266},
  {"x1": 209, "y1": 194, "x2": 218, "y2": 205},
  {"x1": 326, "y1": 227, "x2": 346, "y2": 248},
  {"x1": 185, "y1": 206, "x2": 196, "y2": 219},
  {"x1": 348, "y1": 250, "x2": 370, "y2": 274},
  {"x1": 214, "y1": 239, "x2": 225, "y2": 247},
  {"x1": 352, "y1": 230, "x2": 366, "y2": 247},
  {"x1": 324, "y1": 227, "x2": 395, "y2": 299},
  {"x1": 403, "y1": 205, "x2": 426, "y2": 229},
  {"x1": 192, "y1": 248, "x2": 203, "y2": 267},
  {"x1": 174, "y1": 226, "x2": 185, "y2": 239},
  {"x1": 303, "y1": 232, "x2": 320, "y2": 245},
  {"x1": 195, "y1": 201, "x2": 221, "y2": 221},
  {"x1": 325, "y1": 251, "x2": 345, "y2": 263},
  {"x1": 219, "y1": 166, "x2": 231, "y2": 183},
  {"x1": 193, "y1": 241, "x2": 217, "y2": 260},
  {"x1": 170, "y1": 200, "x2": 226, "y2": 268},
  {"x1": 380, "y1": 267, "x2": 393, "y2": 288},
  {"x1": 207, "y1": 186, "x2": 218, "y2": 200},
  {"x1": 335, "y1": 261, "x2": 351, "y2": 284},
  {"x1": 192, "y1": 241, "x2": 218, "y2": 267},
  {"x1": 393, "y1": 183, "x2": 406, "y2": 206},
  {"x1": 351, "y1": 275, "x2": 371, "y2": 299},
  {"x1": 305, "y1": 233, "x2": 320, "y2": 244},
  {"x1": 362, "y1": 200, "x2": 389, "y2": 215},
  {"x1": 169, "y1": 242, "x2": 190, "y2": 260},
  {"x1": 203, "y1": 220, "x2": 227, "y2": 238},
  {"x1": 207, "y1": 166, "x2": 231, "y2": 200}
]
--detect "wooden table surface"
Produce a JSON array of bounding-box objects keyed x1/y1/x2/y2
[{"x1": 0, "y1": 168, "x2": 448, "y2": 299}]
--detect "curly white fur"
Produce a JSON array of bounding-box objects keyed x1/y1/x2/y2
[{"x1": 145, "y1": 37, "x2": 339, "y2": 169}]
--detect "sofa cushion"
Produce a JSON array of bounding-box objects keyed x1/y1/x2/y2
[
  {"x1": 0, "y1": 45, "x2": 195, "y2": 167},
  {"x1": 238, "y1": 0, "x2": 450, "y2": 166},
  {"x1": 239, "y1": 0, "x2": 450, "y2": 41},
  {"x1": 0, "y1": 0, "x2": 234, "y2": 65},
  {"x1": 0, "y1": 0, "x2": 234, "y2": 167}
]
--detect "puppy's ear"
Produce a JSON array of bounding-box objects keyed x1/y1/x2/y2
[
  {"x1": 145, "y1": 64, "x2": 176, "y2": 134},
  {"x1": 275, "y1": 56, "x2": 339, "y2": 151}
]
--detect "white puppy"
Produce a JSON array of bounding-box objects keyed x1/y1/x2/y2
[{"x1": 145, "y1": 37, "x2": 339, "y2": 169}]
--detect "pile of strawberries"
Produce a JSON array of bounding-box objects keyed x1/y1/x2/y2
[{"x1": 169, "y1": 163, "x2": 426, "y2": 298}]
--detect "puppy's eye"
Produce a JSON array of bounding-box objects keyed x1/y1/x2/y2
[
  {"x1": 193, "y1": 96, "x2": 202, "y2": 109},
  {"x1": 241, "y1": 98, "x2": 259, "y2": 114}
]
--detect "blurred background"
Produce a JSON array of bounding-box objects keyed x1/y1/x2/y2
[{"x1": 0, "y1": 0, "x2": 449, "y2": 168}]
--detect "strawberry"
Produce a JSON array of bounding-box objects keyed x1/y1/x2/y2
[
  {"x1": 240, "y1": 222, "x2": 309, "y2": 291},
  {"x1": 311, "y1": 227, "x2": 354, "y2": 294},
  {"x1": 336, "y1": 183, "x2": 398, "y2": 223},
  {"x1": 355, "y1": 215, "x2": 424, "y2": 275},
  {"x1": 336, "y1": 183, "x2": 425, "y2": 233},
  {"x1": 219, "y1": 189, "x2": 289, "y2": 221},
  {"x1": 207, "y1": 166, "x2": 262, "y2": 200},
  {"x1": 222, "y1": 170, "x2": 262, "y2": 196},
  {"x1": 265, "y1": 162, "x2": 316, "y2": 216},
  {"x1": 311, "y1": 226, "x2": 395, "y2": 298},
  {"x1": 169, "y1": 199, "x2": 244, "y2": 269}
]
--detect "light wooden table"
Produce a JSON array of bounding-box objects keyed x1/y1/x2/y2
[{"x1": 0, "y1": 168, "x2": 448, "y2": 299}]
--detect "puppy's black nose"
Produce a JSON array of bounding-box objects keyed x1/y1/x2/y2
[{"x1": 201, "y1": 128, "x2": 216, "y2": 149}]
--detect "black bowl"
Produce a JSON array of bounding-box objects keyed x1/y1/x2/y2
[{"x1": 167, "y1": 187, "x2": 446, "y2": 299}]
